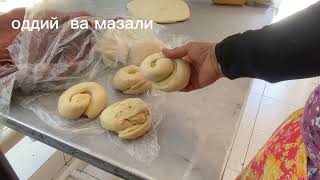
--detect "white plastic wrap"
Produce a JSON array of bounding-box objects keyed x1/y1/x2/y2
[
  {"x1": 0, "y1": 68, "x2": 16, "y2": 114},
  {"x1": 9, "y1": 16, "x2": 104, "y2": 93},
  {"x1": 17, "y1": 74, "x2": 166, "y2": 162},
  {"x1": 95, "y1": 18, "x2": 170, "y2": 66},
  {"x1": 102, "y1": 73, "x2": 165, "y2": 163},
  {"x1": 2, "y1": 1, "x2": 191, "y2": 163}
]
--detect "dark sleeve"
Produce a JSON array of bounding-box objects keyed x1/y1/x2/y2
[{"x1": 215, "y1": 2, "x2": 320, "y2": 83}]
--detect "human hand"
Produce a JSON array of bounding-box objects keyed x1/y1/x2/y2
[{"x1": 162, "y1": 42, "x2": 223, "y2": 92}]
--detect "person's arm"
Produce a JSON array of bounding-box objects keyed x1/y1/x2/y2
[{"x1": 215, "y1": 1, "x2": 320, "y2": 83}]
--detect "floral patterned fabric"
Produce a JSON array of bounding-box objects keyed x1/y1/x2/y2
[
  {"x1": 237, "y1": 108, "x2": 307, "y2": 180},
  {"x1": 302, "y1": 85, "x2": 320, "y2": 179}
]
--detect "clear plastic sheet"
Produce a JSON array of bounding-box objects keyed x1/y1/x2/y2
[
  {"x1": 101, "y1": 73, "x2": 166, "y2": 163},
  {"x1": 3, "y1": 2, "x2": 191, "y2": 162},
  {"x1": 94, "y1": 18, "x2": 177, "y2": 66},
  {"x1": 9, "y1": 15, "x2": 104, "y2": 93},
  {"x1": 0, "y1": 69, "x2": 16, "y2": 114},
  {"x1": 16, "y1": 73, "x2": 166, "y2": 162}
]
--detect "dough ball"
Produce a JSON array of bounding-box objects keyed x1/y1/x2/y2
[
  {"x1": 58, "y1": 82, "x2": 108, "y2": 119},
  {"x1": 127, "y1": 0, "x2": 190, "y2": 24},
  {"x1": 140, "y1": 52, "x2": 191, "y2": 92},
  {"x1": 128, "y1": 40, "x2": 163, "y2": 66},
  {"x1": 95, "y1": 30, "x2": 129, "y2": 65},
  {"x1": 100, "y1": 98, "x2": 151, "y2": 140},
  {"x1": 113, "y1": 65, "x2": 152, "y2": 94}
]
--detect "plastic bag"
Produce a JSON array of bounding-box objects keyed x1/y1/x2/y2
[
  {"x1": 5, "y1": 1, "x2": 191, "y2": 163},
  {"x1": 9, "y1": 16, "x2": 104, "y2": 93},
  {"x1": 0, "y1": 68, "x2": 16, "y2": 114},
  {"x1": 94, "y1": 18, "x2": 165, "y2": 67},
  {"x1": 101, "y1": 73, "x2": 166, "y2": 163},
  {"x1": 17, "y1": 73, "x2": 166, "y2": 162}
]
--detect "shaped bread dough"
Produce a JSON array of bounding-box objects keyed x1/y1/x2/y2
[
  {"x1": 113, "y1": 65, "x2": 152, "y2": 94},
  {"x1": 58, "y1": 82, "x2": 108, "y2": 119},
  {"x1": 140, "y1": 53, "x2": 191, "y2": 92},
  {"x1": 127, "y1": 0, "x2": 190, "y2": 24},
  {"x1": 128, "y1": 40, "x2": 163, "y2": 66},
  {"x1": 100, "y1": 98, "x2": 151, "y2": 140},
  {"x1": 95, "y1": 30, "x2": 129, "y2": 65}
]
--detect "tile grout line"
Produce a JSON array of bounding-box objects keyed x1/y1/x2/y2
[
  {"x1": 80, "y1": 163, "x2": 88, "y2": 172},
  {"x1": 63, "y1": 153, "x2": 74, "y2": 166},
  {"x1": 63, "y1": 153, "x2": 68, "y2": 165},
  {"x1": 220, "y1": 82, "x2": 258, "y2": 179},
  {"x1": 28, "y1": 150, "x2": 62, "y2": 179},
  {"x1": 262, "y1": 80, "x2": 318, "y2": 108},
  {"x1": 221, "y1": 79, "x2": 266, "y2": 178},
  {"x1": 228, "y1": 167, "x2": 241, "y2": 173},
  {"x1": 241, "y1": 78, "x2": 319, "y2": 169},
  {"x1": 241, "y1": 82, "x2": 266, "y2": 169},
  {"x1": 79, "y1": 170, "x2": 100, "y2": 180},
  {"x1": 262, "y1": 94, "x2": 302, "y2": 109},
  {"x1": 264, "y1": 79, "x2": 318, "y2": 107}
]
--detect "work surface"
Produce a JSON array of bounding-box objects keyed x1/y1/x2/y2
[{"x1": 0, "y1": 1, "x2": 276, "y2": 179}]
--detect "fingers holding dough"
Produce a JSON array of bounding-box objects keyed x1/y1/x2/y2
[
  {"x1": 100, "y1": 98, "x2": 151, "y2": 140},
  {"x1": 58, "y1": 82, "x2": 108, "y2": 119},
  {"x1": 140, "y1": 52, "x2": 191, "y2": 92},
  {"x1": 113, "y1": 65, "x2": 152, "y2": 94}
]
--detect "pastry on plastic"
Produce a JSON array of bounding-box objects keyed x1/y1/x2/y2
[
  {"x1": 113, "y1": 65, "x2": 152, "y2": 94},
  {"x1": 58, "y1": 82, "x2": 108, "y2": 119},
  {"x1": 139, "y1": 52, "x2": 191, "y2": 92},
  {"x1": 100, "y1": 98, "x2": 151, "y2": 140}
]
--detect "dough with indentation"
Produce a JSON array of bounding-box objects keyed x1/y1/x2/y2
[
  {"x1": 58, "y1": 82, "x2": 108, "y2": 119},
  {"x1": 127, "y1": 0, "x2": 190, "y2": 24},
  {"x1": 113, "y1": 65, "x2": 152, "y2": 94},
  {"x1": 139, "y1": 52, "x2": 191, "y2": 92},
  {"x1": 100, "y1": 98, "x2": 151, "y2": 140}
]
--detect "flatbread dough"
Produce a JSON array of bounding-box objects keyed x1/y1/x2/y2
[{"x1": 127, "y1": 0, "x2": 190, "y2": 24}]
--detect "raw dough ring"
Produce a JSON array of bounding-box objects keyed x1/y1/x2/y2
[
  {"x1": 100, "y1": 98, "x2": 151, "y2": 140},
  {"x1": 139, "y1": 53, "x2": 191, "y2": 92},
  {"x1": 113, "y1": 65, "x2": 152, "y2": 94},
  {"x1": 58, "y1": 82, "x2": 108, "y2": 119}
]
